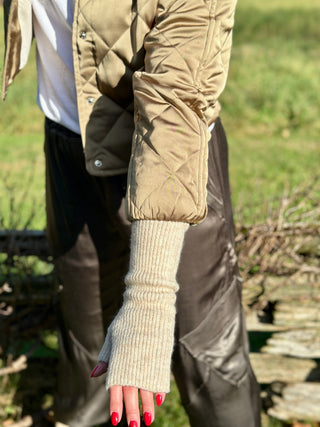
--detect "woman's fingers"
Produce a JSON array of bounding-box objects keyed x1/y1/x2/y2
[
  {"x1": 91, "y1": 366, "x2": 166, "y2": 427},
  {"x1": 140, "y1": 389, "x2": 155, "y2": 426},
  {"x1": 122, "y1": 389, "x2": 166, "y2": 426},
  {"x1": 109, "y1": 385, "x2": 123, "y2": 426},
  {"x1": 90, "y1": 361, "x2": 108, "y2": 377},
  {"x1": 123, "y1": 386, "x2": 140, "y2": 426}
]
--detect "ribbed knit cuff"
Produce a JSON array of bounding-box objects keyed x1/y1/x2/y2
[{"x1": 98, "y1": 220, "x2": 189, "y2": 392}]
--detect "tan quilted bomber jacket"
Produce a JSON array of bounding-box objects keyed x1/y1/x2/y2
[{"x1": 2, "y1": 0, "x2": 237, "y2": 224}]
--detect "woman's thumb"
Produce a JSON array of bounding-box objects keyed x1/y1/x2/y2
[{"x1": 90, "y1": 361, "x2": 108, "y2": 377}]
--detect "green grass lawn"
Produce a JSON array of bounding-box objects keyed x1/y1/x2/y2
[
  {"x1": 222, "y1": 0, "x2": 320, "y2": 223},
  {"x1": 0, "y1": 0, "x2": 319, "y2": 426},
  {"x1": 0, "y1": 40, "x2": 45, "y2": 229}
]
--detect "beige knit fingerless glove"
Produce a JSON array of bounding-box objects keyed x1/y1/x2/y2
[{"x1": 98, "y1": 220, "x2": 188, "y2": 392}]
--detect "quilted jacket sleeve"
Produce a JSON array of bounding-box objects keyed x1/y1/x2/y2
[{"x1": 126, "y1": 0, "x2": 237, "y2": 224}]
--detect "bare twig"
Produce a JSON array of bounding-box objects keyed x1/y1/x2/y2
[
  {"x1": 3, "y1": 415, "x2": 33, "y2": 427},
  {"x1": 0, "y1": 355, "x2": 27, "y2": 376}
]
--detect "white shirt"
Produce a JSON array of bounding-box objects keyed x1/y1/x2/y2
[{"x1": 32, "y1": 0, "x2": 80, "y2": 134}]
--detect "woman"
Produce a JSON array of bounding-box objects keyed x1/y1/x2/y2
[{"x1": 2, "y1": 0, "x2": 261, "y2": 426}]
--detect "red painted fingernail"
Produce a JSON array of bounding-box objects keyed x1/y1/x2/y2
[
  {"x1": 129, "y1": 421, "x2": 138, "y2": 427},
  {"x1": 111, "y1": 412, "x2": 119, "y2": 426},
  {"x1": 90, "y1": 366, "x2": 98, "y2": 377},
  {"x1": 155, "y1": 395, "x2": 163, "y2": 406},
  {"x1": 144, "y1": 412, "x2": 152, "y2": 426}
]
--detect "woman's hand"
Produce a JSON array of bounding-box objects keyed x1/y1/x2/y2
[
  {"x1": 91, "y1": 362, "x2": 166, "y2": 426},
  {"x1": 90, "y1": 223, "x2": 187, "y2": 425}
]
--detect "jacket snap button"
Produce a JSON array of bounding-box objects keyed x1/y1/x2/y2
[
  {"x1": 94, "y1": 159, "x2": 103, "y2": 168},
  {"x1": 80, "y1": 31, "x2": 87, "y2": 39},
  {"x1": 87, "y1": 96, "x2": 95, "y2": 104}
]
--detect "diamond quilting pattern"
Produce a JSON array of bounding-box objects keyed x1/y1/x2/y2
[
  {"x1": 125, "y1": 0, "x2": 236, "y2": 222},
  {"x1": 75, "y1": 0, "x2": 236, "y2": 222}
]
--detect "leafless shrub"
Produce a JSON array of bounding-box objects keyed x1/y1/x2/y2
[{"x1": 236, "y1": 177, "x2": 320, "y2": 280}]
